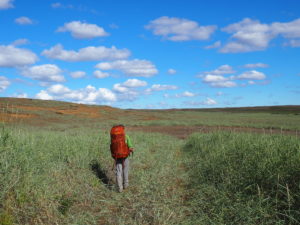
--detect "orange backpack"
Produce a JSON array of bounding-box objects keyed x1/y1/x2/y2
[{"x1": 110, "y1": 125, "x2": 130, "y2": 159}]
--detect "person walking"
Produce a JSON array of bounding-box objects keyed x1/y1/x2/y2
[{"x1": 110, "y1": 125, "x2": 134, "y2": 192}]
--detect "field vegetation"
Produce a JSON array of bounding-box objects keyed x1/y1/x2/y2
[{"x1": 0, "y1": 98, "x2": 300, "y2": 224}]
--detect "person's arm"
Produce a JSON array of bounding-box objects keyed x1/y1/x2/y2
[{"x1": 126, "y1": 135, "x2": 134, "y2": 151}]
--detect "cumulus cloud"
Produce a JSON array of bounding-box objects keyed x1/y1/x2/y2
[
  {"x1": 145, "y1": 84, "x2": 178, "y2": 94},
  {"x1": 243, "y1": 63, "x2": 269, "y2": 68},
  {"x1": 205, "y1": 41, "x2": 221, "y2": 49},
  {"x1": 21, "y1": 64, "x2": 65, "y2": 83},
  {"x1": 0, "y1": 76, "x2": 10, "y2": 92},
  {"x1": 202, "y1": 97, "x2": 217, "y2": 105},
  {"x1": 112, "y1": 87, "x2": 138, "y2": 101},
  {"x1": 202, "y1": 74, "x2": 228, "y2": 83},
  {"x1": 36, "y1": 84, "x2": 116, "y2": 104},
  {"x1": 167, "y1": 68, "x2": 176, "y2": 75},
  {"x1": 14, "y1": 93, "x2": 28, "y2": 98},
  {"x1": 0, "y1": 0, "x2": 13, "y2": 9},
  {"x1": 122, "y1": 79, "x2": 147, "y2": 88},
  {"x1": 210, "y1": 81, "x2": 237, "y2": 88},
  {"x1": 12, "y1": 39, "x2": 29, "y2": 46},
  {"x1": 42, "y1": 44, "x2": 130, "y2": 62},
  {"x1": 283, "y1": 39, "x2": 300, "y2": 47},
  {"x1": 198, "y1": 65, "x2": 237, "y2": 88},
  {"x1": 51, "y1": 2, "x2": 73, "y2": 9},
  {"x1": 96, "y1": 59, "x2": 158, "y2": 77},
  {"x1": 204, "y1": 64, "x2": 235, "y2": 75},
  {"x1": 236, "y1": 70, "x2": 266, "y2": 80},
  {"x1": 0, "y1": 45, "x2": 38, "y2": 67},
  {"x1": 112, "y1": 79, "x2": 147, "y2": 101},
  {"x1": 113, "y1": 83, "x2": 130, "y2": 93},
  {"x1": 271, "y1": 18, "x2": 300, "y2": 38},
  {"x1": 70, "y1": 71, "x2": 86, "y2": 78},
  {"x1": 145, "y1": 16, "x2": 216, "y2": 41},
  {"x1": 93, "y1": 70, "x2": 110, "y2": 78},
  {"x1": 221, "y1": 18, "x2": 300, "y2": 53},
  {"x1": 199, "y1": 65, "x2": 267, "y2": 88},
  {"x1": 15, "y1": 17, "x2": 33, "y2": 25},
  {"x1": 184, "y1": 97, "x2": 217, "y2": 106},
  {"x1": 175, "y1": 91, "x2": 196, "y2": 98},
  {"x1": 220, "y1": 18, "x2": 274, "y2": 53},
  {"x1": 57, "y1": 21, "x2": 109, "y2": 39},
  {"x1": 35, "y1": 90, "x2": 53, "y2": 100}
]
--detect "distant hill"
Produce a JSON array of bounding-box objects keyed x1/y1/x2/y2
[{"x1": 1, "y1": 97, "x2": 300, "y2": 129}]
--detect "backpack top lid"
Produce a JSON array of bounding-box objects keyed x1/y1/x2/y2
[{"x1": 110, "y1": 125, "x2": 125, "y2": 135}]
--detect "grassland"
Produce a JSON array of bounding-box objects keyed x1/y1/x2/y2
[{"x1": 0, "y1": 98, "x2": 300, "y2": 224}]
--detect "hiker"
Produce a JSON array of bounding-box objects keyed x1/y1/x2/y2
[{"x1": 110, "y1": 125, "x2": 134, "y2": 192}]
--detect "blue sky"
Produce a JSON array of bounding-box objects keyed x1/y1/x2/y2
[{"x1": 0, "y1": 0, "x2": 299, "y2": 109}]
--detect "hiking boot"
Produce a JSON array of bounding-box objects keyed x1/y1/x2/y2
[{"x1": 118, "y1": 187, "x2": 123, "y2": 193}]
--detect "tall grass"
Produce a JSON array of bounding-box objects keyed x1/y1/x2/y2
[
  {"x1": 1, "y1": 121, "x2": 299, "y2": 224},
  {"x1": 0, "y1": 125, "x2": 187, "y2": 224},
  {"x1": 183, "y1": 132, "x2": 300, "y2": 224}
]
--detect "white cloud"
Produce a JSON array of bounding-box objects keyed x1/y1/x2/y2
[
  {"x1": 42, "y1": 44, "x2": 130, "y2": 62},
  {"x1": 16, "y1": 93, "x2": 28, "y2": 98},
  {"x1": 112, "y1": 79, "x2": 147, "y2": 101},
  {"x1": 203, "y1": 74, "x2": 228, "y2": 82},
  {"x1": 221, "y1": 18, "x2": 273, "y2": 53},
  {"x1": 35, "y1": 90, "x2": 53, "y2": 100},
  {"x1": 145, "y1": 84, "x2": 178, "y2": 94},
  {"x1": 123, "y1": 79, "x2": 147, "y2": 88},
  {"x1": 14, "y1": 93, "x2": 28, "y2": 98},
  {"x1": 237, "y1": 70, "x2": 266, "y2": 80},
  {"x1": 12, "y1": 39, "x2": 29, "y2": 46},
  {"x1": 184, "y1": 97, "x2": 217, "y2": 106},
  {"x1": 70, "y1": 71, "x2": 86, "y2": 78},
  {"x1": 96, "y1": 59, "x2": 158, "y2": 77},
  {"x1": 0, "y1": 0, "x2": 13, "y2": 9},
  {"x1": 199, "y1": 64, "x2": 267, "y2": 88},
  {"x1": 37, "y1": 84, "x2": 116, "y2": 104},
  {"x1": 113, "y1": 83, "x2": 130, "y2": 93},
  {"x1": 202, "y1": 97, "x2": 217, "y2": 105},
  {"x1": 243, "y1": 63, "x2": 269, "y2": 68},
  {"x1": 176, "y1": 91, "x2": 196, "y2": 98},
  {"x1": 221, "y1": 18, "x2": 300, "y2": 53},
  {"x1": 203, "y1": 65, "x2": 235, "y2": 75},
  {"x1": 167, "y1": 68, "x2": 176, "y2": 75},
  {"x1": 205, "y1": 41, "x2": 221, "y2": 49},
  {"x1": 0, "y1": 45, "x2": 38, "y2": 67},
  {"x1": 0, "y1": 76, "x2": 10, "y2": 92},
  {"x1": 200, "y1": 65, "x2": 236, "y2": 88},
  {"x1": 210, "y1": 81, "x2": 237, "y2": 88},
  {"x1": 21, "y1": 64, "x2": 65, "y2": 82},
  {"x1": 145, "y1": 16, "x2": 216, "y2": 41},
  {"x1": 47, "y1": 84, "x2": 70, "y2": 94},
  {"x1": 93, "y1": 70, "x2": 110, "y2": 78},
  {"x1": 51, "y1": 2, "x2": 63, "y2": 8},
  {"x1": 15, "y1": 17, "x2": 33, "y2": 25},
  {"x1": 271, "y1": 18, "x2": 300, "y2": 38},
  {"x1": 57, "y1": 21, "x2": 109, "y2": 39},
  {"x1": 283, "y1": 39, "x2": 300, "y2": 47}
]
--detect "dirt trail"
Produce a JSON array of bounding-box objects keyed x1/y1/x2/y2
[{"x1": 128, "y1": 125, "x2": 299, "y2": 139}]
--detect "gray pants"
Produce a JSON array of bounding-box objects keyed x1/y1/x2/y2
[{"x1": 115, "y1": 157, "x2": 129, "y2": 191}]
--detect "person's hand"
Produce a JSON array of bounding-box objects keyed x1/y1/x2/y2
[{"x1": 129, "y1": 148, "x2": 134, "y2": 152}]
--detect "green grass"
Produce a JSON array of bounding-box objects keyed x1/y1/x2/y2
[
  {"x1": 183, "y1": 132, "x2": 300, "y2": 224},
  {"x1": 1, "y1": 116, "x2": 300, "y2": 224},
  {"x1": 0, "y1": 125, "x2": 188, "y2": 224},
  {"x1": 1, "y1": 98, "x2": 300, "y2": 131}
]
